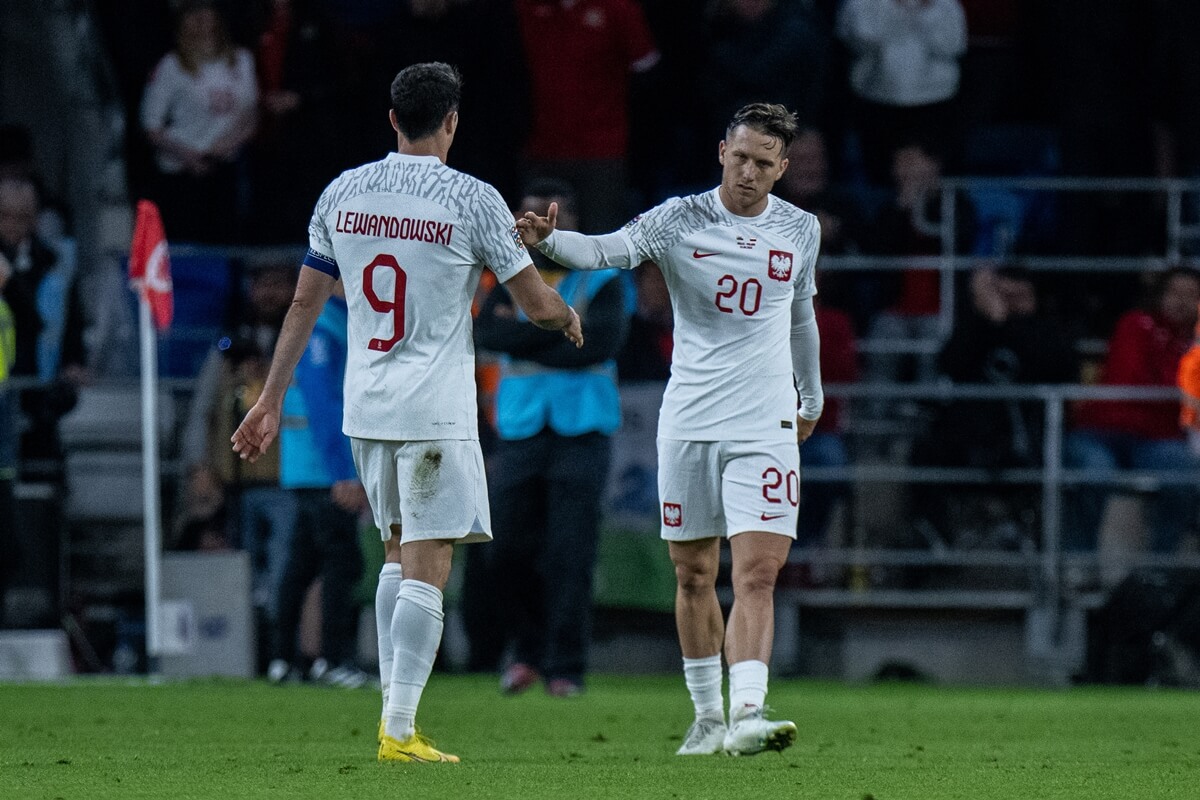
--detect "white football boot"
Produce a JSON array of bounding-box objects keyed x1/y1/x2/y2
[
  {"x1": 722, "y1": 707, "x2": 797, "y2": 756},
  {"x1": 676, "y1": 715, "x2": 728, "y2": 755}
]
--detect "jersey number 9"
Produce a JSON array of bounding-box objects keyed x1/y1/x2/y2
[{"x1": 363, "y1": 253, "x2": 407, "y2": 352}]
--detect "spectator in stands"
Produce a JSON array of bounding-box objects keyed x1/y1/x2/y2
[
  {"x1": 0, "y1": 125, "x2": 67, "y2": 241},
  {"x1": 797, "y1": 301, "x2": 859, "y2": 546},
  {"x1": 1178, "y1": 301, "x2": 1200, "y2": 453},
  {"x1": 617, "y1": 261, "x2": 672, "y2": 382},
  {"x1": 698, "y1": 1, "x2": 831, "y2": 142},
  {"x1": 775, "y1": 127, "x2": 869, "y2": 322},
  {"x1": 0, "y1": 176, "x2": 87, "y2": 384},
  {"x1": 777, "y1": 128, "x2": 866, "y2": 257},
  {"x1": 468, "y1": 179, "x2": 632, "y2": 696},
  {"x1": 837, "y1": 0, "x2": 967, "y2": 184},
  {"x1": 912, "y1": 267, "x2": 1077, "y2": 546},
  {"x1": 1065, "y1": 267, "x2": 1200, "y2": 554},
  {"x1": 248, "y1": 0, "x2": 339, "y2": 243},
  {"x1": 863, "y1": 143, "x2": 975, "y2": 394},
  {"x1": 269, "y1": 281, "x2": 368, "y2": 688},
  {"x1": 180, "y1": 264, "x2": 296, "y2": 646},
  {"x1": 516, "y1": 0, "x2": 660, "y2": 233},
  {"x1": 140, "y1": 1, "x2": 258, "y2": 243},
  {"x1": 0, "y1": 253, "x2": 15, "y2": 626},
  {"x1": 0, "y1": 176, "x2": 88, "y2": 473}
]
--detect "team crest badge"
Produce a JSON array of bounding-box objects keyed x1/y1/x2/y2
[
  {"x1": 662, "y1": 502, "x2": 682, "y2": 527},
  {"x1": 508, "y1": 225, "x2": 526, "y2": 251},
  {"x1": 768, "y1": 250, "x2": 793, "y2": 282}
]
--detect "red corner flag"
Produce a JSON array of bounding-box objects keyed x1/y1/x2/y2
[{"x1": 129, "y1": 199, "x2": 173, "y2": 331}]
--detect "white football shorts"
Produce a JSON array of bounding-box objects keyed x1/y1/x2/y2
[
  {"x1": 656, "y1": 438, "x2": 800, "y2": 541},
  {"x1": 350, "y1": 437, "x2": 492, "y2": 544}
]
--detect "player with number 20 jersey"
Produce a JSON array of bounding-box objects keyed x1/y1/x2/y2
[{"x1": 517, "y1": 102, "x2": 820, "y2": 758}]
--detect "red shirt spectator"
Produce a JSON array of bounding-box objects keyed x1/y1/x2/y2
[
  {"x1": 516, "y1": 0, "x2": 658, "y2": 161},
  {"x1": 815, "y1": 304, "x2": 858, "y2": 433},
  {"x1": 1076, "y1": 269, "x2": 1200, "y2": 440}
]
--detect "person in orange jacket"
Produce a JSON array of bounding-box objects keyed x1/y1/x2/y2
[{"x1": 1178, "y1": 301, "x2": 1200, "y2": 441}]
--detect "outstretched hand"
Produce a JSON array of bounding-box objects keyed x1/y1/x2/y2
[
  {"x1": 231, "y1": 402, "x2": 280, "y2": 463},
  {"x1": 515, "y1": 201, "x2": 558, "y2": 247}
]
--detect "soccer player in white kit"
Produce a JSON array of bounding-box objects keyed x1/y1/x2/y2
[
  {"x1": 517, "y1": 103, "x2": 822, "y2": 756},
  {"x1": 232, "y1": 62, "x2": 583, "y2": 764}
]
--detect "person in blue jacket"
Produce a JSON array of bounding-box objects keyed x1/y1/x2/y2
[
  {"x1": 469, "y1": 179, "x2": 632, "y2": 696},
  {"x1": 269, "y1": 280, "x2": 368, "y2": 685}
]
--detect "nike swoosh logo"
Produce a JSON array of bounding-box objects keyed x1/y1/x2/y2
[
  {"x1": 692, "y1": 250, "x2": 720, "y2": 258},
  {"x1": 760, "y1": 513, "x2": 786, "y2": 521}
]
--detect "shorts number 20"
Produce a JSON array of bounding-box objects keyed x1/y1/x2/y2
[{"x1": 762, "y1": 467, "x2": 799, "y2": 506}]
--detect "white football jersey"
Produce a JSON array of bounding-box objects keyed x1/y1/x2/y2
[
  {"x1": 618, "y1": 189, "x2": 820, "y2": 442},
  {"x1": 304, "y1": 153, "x2": 531, "y2": 441}
]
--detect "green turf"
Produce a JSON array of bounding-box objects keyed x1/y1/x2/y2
[{"x1": 1, "y1": 675, "x2": 1197, "y2": 799}]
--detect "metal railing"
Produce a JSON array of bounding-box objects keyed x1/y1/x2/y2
[
  {"x1": 797, "y1": 382, "x2": 1200, "y2": 617},
  {"x1": 819, "y1": 176, "x2": 1200, "y2": 355}
]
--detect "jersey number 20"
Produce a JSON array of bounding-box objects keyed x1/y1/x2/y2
[
  {"x1": 715, "y1": 274, "x2": 762, "y2": 316},
  {"x1": 364, "y1": 254, "x2": 407, "y2": 352}
]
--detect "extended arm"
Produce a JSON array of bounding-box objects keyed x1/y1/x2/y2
[
  {"x1": 475, "y1": 282, "x2": 555, "y2": 357},
  {"x1": 538, "y1": 230, "x2": 639, "y2": 272},
  {"x1": 479, "y1": 277, "x2": 628, "y2": 368},
  {"x1": 501, "y1": 264, "x2": 583, "y2": 346},
  {"x1": 521, "y1": 277, "x2": 630, "y2": 369},
  {"x1": 516, "y1": 201, "x2": 639, "y2": 271},
  {"x1": 792, "y1": 293, "x2": 824, "y2": 441},
  {"x1": 231, "y1": 266, "x2": 335, "y2": 462}
]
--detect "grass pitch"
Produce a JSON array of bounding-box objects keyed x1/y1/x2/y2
[{"x1": 1, "y1": 674, "x2": 1197, "y2": 799}]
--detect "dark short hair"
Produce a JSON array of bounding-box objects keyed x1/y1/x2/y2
[
  {"x1": 521, "y1": 177, "x2": 579, "y2": 218},
  {"x1": 726, "y1": 103, "x2": 799, "y2": 151},
  {"x1": 390, "y1": 62, "x2": 463, "y2": 141}
]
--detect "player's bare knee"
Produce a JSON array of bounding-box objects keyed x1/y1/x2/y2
[
  {"x1": 674, "y1": 560, "x2": 717, "y2": 595},
  {"x1": 731, "y1": 557, "x2": 784, "y2": 597}
]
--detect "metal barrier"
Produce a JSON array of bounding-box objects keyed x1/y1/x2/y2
[
  {"x1": 820, "y1": 175, "x2": 1200, "y2": 355},
  {"x1": 811, "y1": 381, "x2": 1200, "y2": 563}
]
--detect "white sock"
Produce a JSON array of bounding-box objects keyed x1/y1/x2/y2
[
  {"x1": 375, "y1": 563, "x2": 403, "y2": 715},
  {"x1": 728, "y1": 659, "x2": 769, "y2": 721},
  {"x1": 682, "y1": 655, "x2": 724, "y2": 721},
  {"x1": 385, "y1": 579, "x2": 444, "y2": 741}
]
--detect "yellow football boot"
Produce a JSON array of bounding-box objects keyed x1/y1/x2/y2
[{"x1": 378, "y1": 732, "x2": 460, "y2": 764}]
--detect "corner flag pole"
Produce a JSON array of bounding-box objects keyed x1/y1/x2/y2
[
  {"x1": 139, "y1": 295, "x2": 163, "y2": 658},
  {"x1": 129, "y1": 199, "x2": 173, "y2": 662}
]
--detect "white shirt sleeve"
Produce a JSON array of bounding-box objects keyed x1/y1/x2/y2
[
  {"x1": 536, "y1": 229, "x2": 640, "y2": 271},
  {"x1": 140, "y1": 54, "x2": 179, "y2": 132},
  {"x1": 791, "y1": 293, "x2": 823, "y2": 421},
  {"x1": 472, "y1": 183, "x2": 533, "y2": 283}
]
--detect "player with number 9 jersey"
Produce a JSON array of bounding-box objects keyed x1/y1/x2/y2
[
  {"x1": 303, "y1": 153, "x2": 530, "y2": 442},
  {"x1": 232, "y1": 63, "x2": 580, "y2": 766}
]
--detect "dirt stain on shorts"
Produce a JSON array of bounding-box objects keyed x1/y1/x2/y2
[{"x1": 410, "y1": 447, "x2": 443, "y2": 504}]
